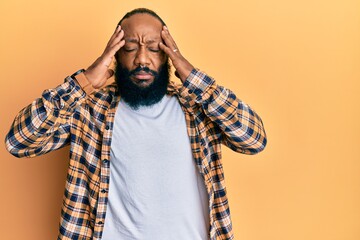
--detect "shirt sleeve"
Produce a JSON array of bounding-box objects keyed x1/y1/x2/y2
[
  {"x1": 180, "y1": 69, "x2": 267, "y2": 155},
  {"x1": 4, "y1": 75, "x2": 88, "y2": 158}
]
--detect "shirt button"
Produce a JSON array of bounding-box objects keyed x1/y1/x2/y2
[
  {"x1": 74, "y1": 97, "x2": 79, "y2": 102},
  {"x1": 101, "y1": 189, "x2": 107, "y2": 193},
  {"x1": 97, "y1": 221, "x2": 103, "y2": 225},
  {"x1": 102, "y1": 159, "x2": 109, "y2": 164},
  {"x1": 188, "y1": 89, "x2": 193, "y2": 94},
  {"x1": 105, "y1": 125, "x2": 110, "y2": 130}
]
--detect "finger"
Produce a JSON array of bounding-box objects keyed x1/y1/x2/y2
[
  {"x1": 104, "y1": 29, "x2": 125, "y2": 56},
  {"x1": 109, "y1": 39, "x2": 126, "y2": 55},
  {"x1": 164, "y1": 26, "x2": 178, "y2": 49},
  {"x1": 159, "y1": 42, "x2": 179, "y2": 63},
  {"x1": 114, "y1": 24, "x2": 121, "y2": 33},
  {"x1": 159, "y1": 41, "x2": 174, "y2": 58},
  {"x1": 102, "y1": 40, "x2": 125, "y2": 62},
  {"x1": 159, "y1": 33, "x2": 179, "y2": 61},
  {"x1": 161, "y1": 33, "x2": 179, "y2": 60},
  {"x1": 161, "y1": 29, "x2": 175, "y2": 51},
  {"x1": 162, "y1": 26, "x2": 178, "y2": 51},
  {"x1": 109, "y1": 29, "x2": 125, "y2": 48},
  {"x1": 107, "y1": 25, "x2": 122, "y2": 46}
]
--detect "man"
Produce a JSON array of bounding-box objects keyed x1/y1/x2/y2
[{"x1": 5, "y1": 8, "x2": 267, "y2": 240}]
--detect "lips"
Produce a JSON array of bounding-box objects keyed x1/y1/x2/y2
[{"x1": 133, "y1": 71, "x2": 153, "y2": 80}]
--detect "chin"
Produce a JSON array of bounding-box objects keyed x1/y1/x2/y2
[{"x1": 132, "y1": 77, "x2": 155, "y2": 88}]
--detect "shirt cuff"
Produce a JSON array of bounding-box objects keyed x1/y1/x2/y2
[
  {"x1": 73, "y1": 72, "x2": 95, "y2": 95},
  {"x1": 52, "y1": 76, "x2": 87, "y2": 109},
  {"x1": 181, "y1": 69, "x2": 216, "y2": 103}
]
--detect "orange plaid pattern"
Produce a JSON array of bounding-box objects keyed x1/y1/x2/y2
[{"x1": 5, "y1": 69, "x2": 267, "y2": 240}]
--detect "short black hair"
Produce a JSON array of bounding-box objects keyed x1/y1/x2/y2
[{"x1": 118, "y1": 8, "x2": 166, "y2": 26}]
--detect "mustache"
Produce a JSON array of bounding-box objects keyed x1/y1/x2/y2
[{"x1": 129, "y1": 66, "x2": 159, "y2": 77}]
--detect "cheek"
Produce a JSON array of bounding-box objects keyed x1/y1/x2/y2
[
  {"x1": 117, "y1": 52, "x2": 133, "y2": 68},
  {"x1": 150, "y1": 53, "x2": 167, "y2": 68}
]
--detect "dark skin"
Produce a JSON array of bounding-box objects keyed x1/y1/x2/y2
[{"x1": 84, "y1": 13, "x2": 194, "y2": 89}]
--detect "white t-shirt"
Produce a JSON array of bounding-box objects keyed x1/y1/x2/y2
[{"x1": 102, "y1": 95, "x2": 210, "y2": 240}]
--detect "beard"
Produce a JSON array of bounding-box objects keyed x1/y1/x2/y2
[{"x1": 114, "y1": 61, "x2": 170, "y2": 110}]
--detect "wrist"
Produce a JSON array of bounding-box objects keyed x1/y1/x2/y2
[
  {"x1": 83, "y1": 68, "x2": 101, "y2": 88},
  {"x1": 71, "y1": 69, "x2": 95, "y2": 95},
  {"x1": 179, "y1": 66, "x2": 195, "y2": 83}
]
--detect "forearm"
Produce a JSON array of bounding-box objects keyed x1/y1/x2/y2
[
  {"x1": 5, "y1": 75, "x2": 87, "y2": 157},
  {"x1": 180, "y1": 69, "x2": 267, "y2": 154}
]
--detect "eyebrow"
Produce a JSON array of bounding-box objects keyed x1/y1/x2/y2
[{"x1": 125, "y1": 38, "x2": 159, "y2": 44}]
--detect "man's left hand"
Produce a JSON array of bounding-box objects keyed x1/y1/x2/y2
[{"x1": 159, "y1": 26, "x2": 195, "y2": 83}]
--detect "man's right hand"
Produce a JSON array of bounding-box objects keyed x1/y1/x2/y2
[{"x1": 84, "y1": 25, "x2": 125, "y2": 89}]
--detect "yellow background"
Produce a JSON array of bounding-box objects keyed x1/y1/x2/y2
[{"x1": 0, "y1": 0, "x2": 359, "y2": 239}]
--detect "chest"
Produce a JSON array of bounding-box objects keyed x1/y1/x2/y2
[{"x1": 111, "y1": 96, "x2": 190, "y2": 155}]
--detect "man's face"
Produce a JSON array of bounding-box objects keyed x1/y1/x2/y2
[
  {"x1": 114, "y1": 13, "x2": 170, "y2": 110},
  {"x1": 116, "y1": 13, "x2": 167, "y2": 88}
]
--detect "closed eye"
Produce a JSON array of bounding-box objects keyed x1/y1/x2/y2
[
  {"x1": 124, "y1": 48, "x2": 136, "y2": 52},
  {"x1": 149, "y1": 48, "x2": 160, "y2": 53}
]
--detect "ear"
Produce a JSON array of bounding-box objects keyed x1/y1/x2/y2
[{"x1": 174, "y1": 70, "x2": 180, "y2": 79}]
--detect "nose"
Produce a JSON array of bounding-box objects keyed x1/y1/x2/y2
[{"x1": 134, "y1": 46, "x2": 150, "y2": 67}]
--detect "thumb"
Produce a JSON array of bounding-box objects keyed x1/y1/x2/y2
[{"x1": 105, "y1": 69, "x2": 114, "y2": 79}]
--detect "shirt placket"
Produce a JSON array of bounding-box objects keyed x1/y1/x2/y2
[{"x1": 93, "y1": 95, "x2": 118, "y2": 240}]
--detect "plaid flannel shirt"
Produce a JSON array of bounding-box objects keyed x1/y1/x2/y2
[{"x1": 5, "y1": 69, "x2": 267, "y2": 240}]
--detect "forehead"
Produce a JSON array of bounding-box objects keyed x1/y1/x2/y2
[{"x1": 121, "y1": 14, "x2": 163, "y2": 42}]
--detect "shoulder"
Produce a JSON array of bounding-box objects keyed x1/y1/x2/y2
[{"x1": 85, "y1": 82, "x2": 119, "y2": 109}]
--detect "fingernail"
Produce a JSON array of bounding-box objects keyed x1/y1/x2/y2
[{"x1": 164, "y1": 25, "x2": 168, "y2": 30}]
